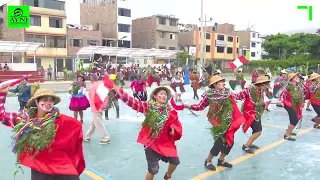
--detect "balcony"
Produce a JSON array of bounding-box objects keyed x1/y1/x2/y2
[
  {"x1": 26, "y1": 47, "x2": 67, "y2": 57},
  {"x1": 156, "y1": 24, "x2": 179, "y2": 33},
  {"x1": 30, "y1": 6, "x2": 66, "y2": 17}
]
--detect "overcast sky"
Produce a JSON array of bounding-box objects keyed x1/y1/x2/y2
[{"x1": 2, "y1": 0, "x2": 320, "y2": 35}]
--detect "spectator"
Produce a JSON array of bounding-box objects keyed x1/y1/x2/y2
[
  {"x1": 47, "y1": 65, "x2": 53, "y2": 80},
  {"x1": 3, "y1": 63, "x2": 9, "y2": 71}
]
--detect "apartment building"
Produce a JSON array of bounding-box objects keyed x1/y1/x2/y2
[
  {"x1": 80, "y1": 0, "x2": 132, "y2": 47},
  {"x1": 179, "y1": 28, "x2": 240, "y2": 69},
  {"x1": 0, "y1": 5, "x2": 3, "y2": 40},
  {"x1": 1, "y1": 0, "x2": 68, "y2": 72},
  {"x1": 67, "y1": 25, "x2": 102, "y2": 67},
  {"x1": 132, "y1": 15, "x2": 179, "y2": 49},
  {"x1": 233, "y1": 30, "x2": 262, "y2": 60}
]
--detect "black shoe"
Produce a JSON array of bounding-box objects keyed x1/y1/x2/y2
[
  {"x1": 284, "y1": 135, "x2": 296, "y2": 141},
  {"x1": 204, "y1": 159, "x2": 216, "y2": 171},
  {"x1": 105, "y1": 117, "x2": 109, "y2": 120},
  {"x1": 290, "y1": 132, "x2": 297, "y2": 136},
  {"x1": 311, "y1": 118, "x2": 315, "y2": 122},
  {"x1": 217, "y1": 159, "x2": 233, "y2": 168},
  {"x1": 242, "y1": 145, "x2": 255, "y2": 154},
  {"x1": 249, "y1": 144, "x2": 260, "y2": 149},
  {"x1": 164, "y1": 172, "x2": 171, "y2": 180},
  {"x1": 306, "y1": 108, "x2": 312, "y2": 111}
]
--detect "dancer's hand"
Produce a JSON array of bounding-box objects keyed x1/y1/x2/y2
[
  {"x1": 184, "y1": 104, "x2": 191, "y2": 108},
  {"x1": 170, "y1": 127, "x2": 175, "y2": 136},
  {"x1": 277, "y1": 101, "x2": 284, "y2": 106},
  {"x1": 0, "y1": 84, "x2": 10, "y2": 93}
]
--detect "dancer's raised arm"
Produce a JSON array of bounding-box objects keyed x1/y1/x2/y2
[{"x1": 0, "y1": 87, "x2": 20, "y2": 128}]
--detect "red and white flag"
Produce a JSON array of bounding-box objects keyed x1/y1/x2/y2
[
  {"x1": 0, "y1": 74, "x2": 31, "y2": 88},
  {"x1": 94, "y1": 73, "x2": 115, "y2": 110},
  {"x1": 228, "y1": 56, "x2": 247, "y2": 72}
]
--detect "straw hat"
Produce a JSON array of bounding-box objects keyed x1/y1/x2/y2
[
  {"x1": 208, "y1": 75, "x2": 225, "y2": 86},
  {"x1": 255, "y1": 75, "x2": 271, "y2": 85},
  {"x1": 149, "y1": 86, "x2": 172, "y2": 102},
  {"x1": 26, "y1": 88, "x2": 61, "y2": 107},
  {"x1": 287, "y1": 72, "x2": 298, "y2": 81},
  {"x1": 309, "y1": 73, "x2": 320, "y2": 81}
]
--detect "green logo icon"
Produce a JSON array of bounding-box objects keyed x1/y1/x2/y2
[
  {"x1": 297, "y1": 6, "x2": 313, "y2": 21},
  {"x1": 7, "y1": 6, "x2": 30, "y2": 28}
]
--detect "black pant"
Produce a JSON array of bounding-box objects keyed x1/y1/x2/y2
[
  {"x1": 251, "y1": 120, "x2": 262, "y2": 134},
  {"x1": 19, "y1": 100, "x2": 27, "y2": 111},
  {"x1": 31, "y1": 169, "x2": 79, "y2": 180},
  {"x1": 210, "y1": 137, "x2": 233, "y2": 156},
  {"x1": 193, "y1": 90, "x2": 199, "y2": 99},
  {"x1": 105, "y1": 101, "x2": 119, "y2": 118},
  {"x1": 284, "y1": 105, "x2": 299, "y2": 126}
]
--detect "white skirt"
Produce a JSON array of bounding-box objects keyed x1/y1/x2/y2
[{"x1": 176, "y1": 86, "x2": 182, "y2": 94}]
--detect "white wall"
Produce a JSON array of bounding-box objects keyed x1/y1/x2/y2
[
  {"x1": 7, "y1": 63, "x2": 37, "y2": 71},
  {"x1": 250, "y1": 32, "x2": 263, "y2": 60}
]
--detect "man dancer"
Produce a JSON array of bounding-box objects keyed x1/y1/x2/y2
[
  {"x1": 84, "y1": 73, "x2": 110, "y2": 144},
  {"x1": 9, "y1": 78, "x2": 31, "y2": 111}
]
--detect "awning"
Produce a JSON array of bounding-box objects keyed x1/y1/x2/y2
[
  {"x1": 0, "y1": 41, "x2": 44, "y2": 52},
  {"x1": 76, "y1": 46, "x2": 180, "y2": 58}
]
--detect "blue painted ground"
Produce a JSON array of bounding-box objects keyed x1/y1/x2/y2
[{"x1": 0, "y1": 82, "x2": 319, "y2": 180}]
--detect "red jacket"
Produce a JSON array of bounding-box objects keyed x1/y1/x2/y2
[
  {"x1": 0, "y1": 93, "x2": 85, "y2": 175},
  {"x1": 116, "y1": 89, "x2": 182, "y2": 157}
]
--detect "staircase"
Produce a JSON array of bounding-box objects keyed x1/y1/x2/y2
[{"x1": 0, "y1": 71, "x2": 45, "y2": 83}]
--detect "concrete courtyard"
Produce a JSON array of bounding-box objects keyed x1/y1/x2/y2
[{"x1": 0, "y1": 82, "x2": 319, "y2": 180}]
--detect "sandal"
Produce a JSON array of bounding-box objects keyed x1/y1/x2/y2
[
  {"x1": 249, "y1": 144, "x2": 260, "y2": 149},
  {"x1": 204, "y1": 159, "x2": 216, "y2": 171},
  {"x1": 164, "y1": 172, "x2": 171, "y2": 180},
  {"x1": 284, "y1": 135, "x2": 296, "y2": 141},
  {"x1": 306, "y1": 108, "x2": 312, "y2": 111},
  {"x1": 242, "y1": 145, "x2": 255, "y2": 154},
  {"x1": 217, "y1": 159, "x2": 233, "y2": 168},
  {"x1": 290, "y1": 132, "x2": 297, "y2": 136}
]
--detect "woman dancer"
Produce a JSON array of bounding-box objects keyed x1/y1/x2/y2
[
  {"x1": 279, "y1": 72, "x2": 308, "y2": 141},
  {"x1": 233, "y1": 75, "x2": 271, "y2": 154},
  {"x1": 184, "y1": 75, "x2": 244, "y2": 171},
  {"x1": 69, "y1": 74, "x2": 90, "y2": 123},
  {"x1": 114, "y1": 86, "x2": 182, "y2": 180},
  {"x1": 130, "y1": 74, "x2": 147, "y2": 117},
  {"x1": 170, "y1": 71, "x2": 185, "y2": 101},
  {"x1": 306, "y1": 73, "x2": 320, "y2": 128}
]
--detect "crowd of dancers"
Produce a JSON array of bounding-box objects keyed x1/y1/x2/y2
[{"x1": 0, "y1": 64, "x2": 319, "y2": 180}]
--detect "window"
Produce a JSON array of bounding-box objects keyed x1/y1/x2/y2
[
  {"x1": 160, "y1": 32, "x2": 165, "y2": 38},
  {"x1": 65, "y1": 58, "x2": 73, "y2": 70},
  {"x1": 206, "y1": 45, "x2": 210, "y2": 52},
  {"x1": 258, "y1": 34, "x2": 260, "y2": 38},
  {"x1": 46, "y1": 36, "x2": 66, "y2": 48},
  {"x1": 217, "y1": 46, "x2": 224, "y2": 53},
  {"x1": 237, "y1": 37, "x2": 239, "y2": 43},
  {"x1": 169, "y1": 33, "x2": 175, "y2": 40},
  {"x1": 169, "y1": 47, "x2": 176, "y2": 50},
  {"x1": 158, "y1": 17, "x2": 166, "y2": 25},
  {"x1": 0, "y1": 5, "x2": 3, "y2": 12},
  {"x1": 227, "y1": 36, "x2": 233, "y2": 42},
  {"x1": 49, "y1": 17, "x2": 63, "y2": 28},
  {"x1": 24, "y1": 0, "x2": 65, "y2": 11},
  {"x1": 251, "y1": 52, "x2": 256, "y2": 57},
  {"x1": 169, "y1": 19, "x2": 176, "y2": 26},
  {"x1": 118, "y1": 8, "x2": 131, "y2": 17},
  {"x1": 118, "y1": 40, "x2": 131, "y2": 48},
  {"x1": 71, "y1": 39, "x2": 82, "y2": 47},
  {"x1": 30, "y1": 15, "x2": 41, "y2": 26},
  {"x1": 237, "y1": 48, "x2": 239, "y2": 54},
  {"x1": 159, "y1": 46, "x2": 166, "y2": 49},
  {"x1": 118, "y1": 24, "x2": 131, "y2": 32},
  {"x1": 252, "y1": 33, "x2": 256, "y2": 38},
  {"x1": 227, "y1": 47, "x2": 233, "y2": 54},
  {"x1": 25, "y1": 34, "x2": 45, "y2": 43},
  {"x1": 206, "y1": 33, "x2": 211, "y2": 39},
  {"x1": 217, "y1": 35, "x2": 224, "y2": 41},
  {"x1": 87, "y1": 40, "x2": 99, "y2": 46},
  {"x1": 251, "y1": 42, "x2": 256, "y2": 47}
]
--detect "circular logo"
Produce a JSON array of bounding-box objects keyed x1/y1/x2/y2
[{"x1": 14, "y1": 8, "x2": 23, "y2": 17}]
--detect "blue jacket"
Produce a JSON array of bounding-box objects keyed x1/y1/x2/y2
[{"x1": 9, "y1": 84, "x2": 31, "y2": 102}]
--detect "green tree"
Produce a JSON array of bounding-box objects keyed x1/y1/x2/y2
[{"x1": 178, "y1": 51, "x2": 191, "y2": 66}]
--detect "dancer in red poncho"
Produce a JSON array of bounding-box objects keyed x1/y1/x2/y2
[
  {"x1": 279, "y1": 72, "x2": 308, "y2": 141},
  {"x1": 305, "y1": 73, "x2": 320, "y2": 128},
  {"x1": 184, "y1": 75, "x2": 245, "y2": 171},
  {"x1": 232, "y1": 76, "x2": 271, "y2": 154},
  {"x1": 0, "y1": 85, "x2": 85, "y2": 180},
  {"x1": 114, "y1": 86, "x2": 182, "y2": 180}
]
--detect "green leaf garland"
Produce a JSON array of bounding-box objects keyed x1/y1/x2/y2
[
  {"x1": 250, "y1": 86, "x2": 264, "y2": 121},
  {"x1": 142, "y1": 101, "x2": 169, "y2": 138},
  {"x1": 286, "y1": 83, "x2": 302, "y2": 109}
]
